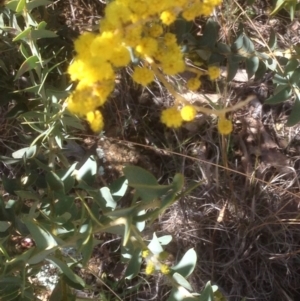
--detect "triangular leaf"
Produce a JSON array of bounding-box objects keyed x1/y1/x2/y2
[
  {"x1": 172, "y1": 272, "x2": 193, "y2": 291},
  {"x1": 148, "y1": 233, "x2": 164, "y2": 255},
  {"x1": 199, "y1": 281, "x2": 214, "y2": 301},
  {"x1": 172, "y1": 248, "x2": 197, "y2": 278}
]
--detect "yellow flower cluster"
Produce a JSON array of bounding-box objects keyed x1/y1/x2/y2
[
  {"x1": 67, "y1": 0, "x2": 222, "y2": 132},
  {"x1": 141, "y1": 249, "x2": 150, "y2": 258},
  {"x1": 160, "y1": 264, "x2": 171, "y2": 275},
  {"x1": 160, "y1": 105, "x2": 198, "y2": 127},
  {"x1": 145, "y1": 261, "x2": 156, "y2": 275},
  {"x1": 144, "y1": 252, "x2": 172, "y2": 276}
]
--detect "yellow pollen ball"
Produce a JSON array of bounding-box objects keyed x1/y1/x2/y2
[
  {"x1": 208, "y1": 66, "x2": 220, "y2": 80},
  {"x1": 187, "y1": 77, "x2": 201, "y2": 91},
  {"x1": 163, "y1": 33, "x2": 177, "y2": 46},
  {"x1": 132, "y1": 67, "x2": 154, "y2": 86},
  {"x1": 148, "y1": 23, "x2": 163, "y2": 38},
  {"x1": 110, "y1": 46, "x2": 130, "y2": 67},
  {"x1": 142, "y1": 249, "x2": 150, "y2": 258},
  {"x1": 145, "y1": 261, "x2": 155, "y2": 275},
  {"x1": 74, "y1": 32, "x2": 96, "y2": 59},
  {"x1": 160, "y1": 10, "x2": 177, "y2": 25},
  {"x1": 181, "y1": 105, "x2": 197, "y2": 121},
  {"x1": 161, "y1": 107, "x2": 183, "y2": 128},
  {"x1": 218, "y1": 117, "x2": 233, "y2": 135},
  {"x1": 136, "y1": 37, "x2": 158, "y2": 57},
  {"x1": 160, "y1": 264, "x2": 171, "y2": 275}
]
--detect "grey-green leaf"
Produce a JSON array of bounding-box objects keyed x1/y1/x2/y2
[
  {"x1": 171, "y1": 248, "x2": 197, "y2": 278},
  {"x1": 124, "y1": 166, "x2": 171, "y2": 202},
  {"x1": 265, "y1": 86, "x2": 292, "y2": 104},
  {"x1": 31, "y1": 29, "x2": 57, "y2": 40},
  {"x1": 15, "y1": 56, "x2": 39, "y2": 79},
  {"x1": 75, "y1": 156, "x2": 97, "y2": 184},
  {"x1": 172, "y1": 272, "x2": 193, "y2": 291},
  {"x1": 125, "y1": 248, "x2": 142, "y2": 279},
  {"x1": 46, "y1": 171, "x2": 65, "y2": 193},
  {"x1": 246, "y1": 56, "x2": 259, "y2": 79},
  {"x1": 287, "y1": 97, "x2": 300, "y2": 126},
  {"x1": 12, "y1": 145, "x2": 37, "y2": 159},
  {"x1": 268, "y1": 29, "x2": 277, "y2": 50},
  {"x1": 197, "y1": 18, "x2": 219, "y2": 48},
  {"x1": 148, "y1": 233, "x2": 164, "y2": 255},
  {"x1": 47, "y1": 256, "x2": 85, "y2": 289},
  {"x1": 23, "y1": 218, "x2": 58, "y2": 250},
  {"x1": 199, "y1": 281, "x2": 214, "y2": 301},
  {"x1": 227, "y1": 55, "x2": 240, "y2": 81},
  {"x1": 26, "y1": 0, "x2": 51, "y2": 11}
]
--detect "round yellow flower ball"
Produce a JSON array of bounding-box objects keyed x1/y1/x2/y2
[
  {"x1": 181, "y1": 105, "x2": 197, "y2": 122},
  {"x1": 218, "y1": 117, "x2": 233, "y2": 135},
  {"x1": 161, "y1": 107, "x2": 183, "y2": 128},
  {"x1": 132, "y1": 67, "x2": 154, "y2": 86},
  {"x1": 187, "y1": 77, "x2": 201, "y2": 91},
  {"x1": 208, "y1": 66, "x2": 220, "y2": 80}
]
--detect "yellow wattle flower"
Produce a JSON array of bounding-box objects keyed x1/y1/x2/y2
[
  {"x1": 161, "y1": 107, "x2": 183, "y2": 128},
  {"x1": 132, "y1": 67, "x2": 154, "y2": 86},
  {"x1": 181, "y1": 105, "x2": 197, "y2": 122},
  {"x1": 86, "y1": 110, "x2": 104, "y2": 133},
  {"x1": 66, "y1": 0, "x2": 224, "y2": 134},
  {"x1": 142, "y1": 249, "x2": 150, "y2": 258},
  {"x1": 160, "y1": 264, "x2": 171, "y2": 275},
  {"x1": 145, "y1": 261, "x2": 155, "y2": 275},
  {"x1": 160, "y1": 10, "x2": 177, "y2": 25},
  {"x1": 218, "y1": 116, "x2": 233, "y2": 135},
  {"x1": 208, "y1": 66, "x2": 221, "y2": 80},
  {"x1": 187, "y1": 77, "x2": 201, "y2": 91}
]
